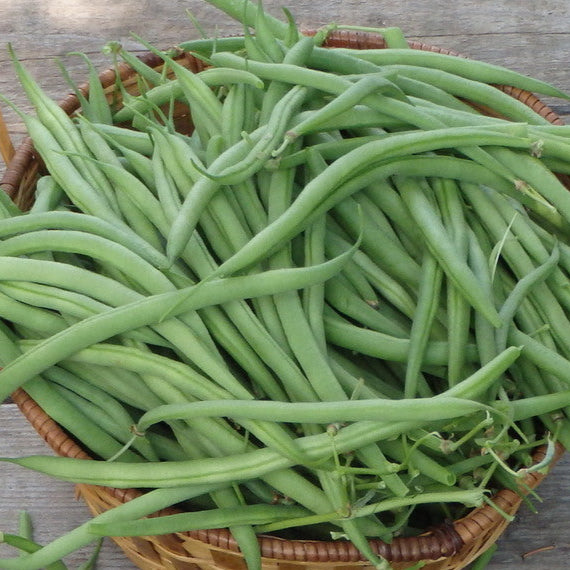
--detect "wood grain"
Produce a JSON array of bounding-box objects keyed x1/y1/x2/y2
[{"x1": 1, "y1": 1, "x2": 570, "y2": 569}]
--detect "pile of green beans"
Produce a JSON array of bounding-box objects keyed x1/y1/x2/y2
[{"x1": 3, "y1": 1, "x2": 570, "y2": 568}]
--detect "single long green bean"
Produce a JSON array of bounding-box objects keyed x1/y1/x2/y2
[
  {"x1": 323, "y1": 307, "x2": 478, "y2": 365},
  {"x1": 495, "y1": 244, "x2": 560, "y2": 353},
  {"x1": 88, "y1": 503, "x2": 309, "y2": 537},
  {"x1": 136, "y1": 397, "x2": 489, "y2": 431},
  {"x1": 404, "y1": 249, "x2": 443, "y2": 398}
]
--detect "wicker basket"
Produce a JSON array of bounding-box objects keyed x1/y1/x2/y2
[{"x1": 1, "y1": 30, "x2": 566, "y2": 570}]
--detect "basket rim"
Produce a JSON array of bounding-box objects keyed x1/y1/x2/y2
[{"x1": 4, "y1": 28, "x2": 567, "y2": 567}]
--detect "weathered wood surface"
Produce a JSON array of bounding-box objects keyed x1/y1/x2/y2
[{"x1": 1, "y1": 1, "x2": 570, "y2": 568}]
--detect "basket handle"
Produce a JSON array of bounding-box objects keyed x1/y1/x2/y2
[{"x1": 0, "y1": 106, "x2": 15, "y2": 167}]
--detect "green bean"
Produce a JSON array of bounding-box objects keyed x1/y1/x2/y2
[
  {"x1": 0, "y1": 288, "x2": 66, "y2": 336},
  {"x1": 296, "y1": 105, "x2": 407, "y2": 133},
  {"x1": 6, "y1": 14, "x2": 570, "y2": 561},
  {"x1": 351, "y1": 191, "x2": 405, "y2": 248},
  {"x1": 71, "y1": 339, "x2": 305, "y2": 467},
  {"x1": 266, "y1": 164, "x2": 346, "y2": 402},
  {"x1": 465, "y1": 227, "x2": 498, "y2": 370},
  {"x1": 0, "y1": 230, "x2": 171, "y2": 293},
  {"x1": 484, "y1": 190, "x2": 570, "y2": 315},
  {"x1": 408, "y1": 95, "x2": 504, "y2": 126},
  {"x1": 27, "y1": 374, "x2": 143, "y2": 462},
  {"x1": 89, "y1": 123, "x2": 154, "y2": 154},
  {"x1": 207, "y1": 129, "x2": 531, "y2": 284},
  {"x1": 133, "y1": 37, "x2": 223, "y2": 134},
  {"x1": 390, "y1": 74, "x2": 479, "y2": 114},
  {"x1": 496, "y1": 244, "x2": 560, "y2": 353},
  {"x1": 280, "y1": 73, "x2": 406, "y2": 149},
  {"x1": 17, "y1": 511, "x2": 33, "y2": 553},
  {"x1": 274, "y1": 135, "x2": 382, "y2": 170},
  {"x1": 111, "y1": 67, "x2": 263, "y2": 124},
  {"x1": 206, "y1": 487, "x2": 266, "y2": 570},
  {"x1": 301, "y1": 151, "x2": 328, "y2": 351},
  {"x1": 124, "y1": 350, "x2": 307, "y2": 473},
  {"x1": 136, "y1": 397, "x2": 488, "y2": 431},
  {"x1": 115, "y1": 190, "x2": 165, "y2": 252},
  {"x1": 29, "y1": 176, "x2": 64, "y2": 214},
  {"x1": 60, "y1": 359, "x2": 164, "y2": 410},
  {"x1": 314, "y1": 469, "x2": 388, "y2": 565},
  {"x1": 0, "y1": 326, "x2": 141, "y2": 462},
  {"x1": 252, "y1": 0, "x2": 284, "y2": 62},
  {"x1": 88, "y1": 503, "x2": 309, "y2": 537},
  {"x1": 509, "y1": 328, "x2": 570, "y2": 388},
  {"x1": 212, "y1": 50, "x2": 545, "y2": 158},
  {"x1": 379, "y1": 439, "x2": 456, "y2": 486},
  {"x1": 328, "y1": 362, "x2": 383, "y2": 400},
  {"x1": 432, "y1": 177, "x2": 472, "y2": 385},
  {"x1": 68, "y1": 52, "x2": 113, "y2": 124},
  {"x1": 221, "y1": 83, "x2": 245, "y2": 147},
  {"x1": 102, "y1": 135, "x2": 157, "y2": 194},
  {"x1": 324, "y1": 277, "x2": 409, "y2": 338},
  {"x1": 328, "y1": 233, "x2": 416, "y2": 320},
  {"x1": 9, "y1": 46, "x2": 123, "y2": 201},
  {"x1": 328, "y1": 349, "x2": 403, "y2": 400},
  {"x1": 0, "y1": 210, "x2": 169, "y2": 268},
  {"x1": 323, "y1": 307, "x2": 478, "y2": 366},
  {"x1": 496, "y1": 390, "x2": 570, "y2": 422},
  {"x1": 115, "y1": 343, "x2": 340, "y2": 518},
  {"x1": 352, "y1": 488, "x2": 484, "y2": 519},
  {"x1": 0, "y1": 281, "x2": 166, "y2": 347},
  {"x1": 490, "y1": 152, "x2": 570, "y2": 221},
  {"x1": 160, "y1": 157, "x2": 309, "y2": 396},
  {"x1": 404, "y1": 250, "x2": 443, "y2": 398},
  {"x1": 114, "y1": 352, "x2": 262, "y2": 569},
  {"x1": 74, "y1": 118, "x2": 125, "y2": 212},
  {"x1": 31, "y1": 339, "x2": 250, "y2": 415},
  {"x1": 176, "y1": 233, "x2": 316, "y2": 402},
  {"x1": 43, "y1": 370, "x2": 147, "y2": 457},
  {"x1": 49, "y1": 381, "x2": 147, "y2": 460}
]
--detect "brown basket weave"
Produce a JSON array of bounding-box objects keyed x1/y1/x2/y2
[{"x1": 1, "y1": 30, "x2": 566, "y2": 570}]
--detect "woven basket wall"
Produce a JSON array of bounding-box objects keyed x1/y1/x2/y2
[{"x1": 1, "y1": 29, "x2": 567, "y2": 570}]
